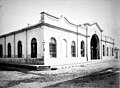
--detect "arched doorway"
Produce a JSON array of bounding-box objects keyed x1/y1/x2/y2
[
  {"x1": 90, "y1": 34, "x2": 100, "y2": 60},
  {"x1": 18, "y1": 41, "x2": 22, "y2": 58},
  {"x1": 8, "y1": 43, "x2": 11, "y2": 58},
  {"x1": 31, "y1": 38, "x2": 37, "y2": 58}
]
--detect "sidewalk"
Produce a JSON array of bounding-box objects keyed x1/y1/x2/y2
[{"x1": 29, "y1": 58, "x2": 119, "y2": 74}]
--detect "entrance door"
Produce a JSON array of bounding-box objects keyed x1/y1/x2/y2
[
  {"x1": 8, "y1": 43, "x2": 11, "y2": 58},
  {"x1": 18, "y1": 41, "x2": 22, "y2": 58},
  {"x1": 31, "y1": 38, "x2": 37, "y2": 58},
  {"x1": 90, "y1": 34, "x2": 100, "y2": 60}
]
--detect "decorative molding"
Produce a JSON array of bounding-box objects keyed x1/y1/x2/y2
[
  {"x1": 83, "y1": 22, "x2": 103, "y2": 32},
  {"x1": 64, "y1": 17, "x2": 77, "y2": 26},
  {"x1": 40, "y1": 12, "x2": 59, "y2": 19},
  {"x1": 43, "y1": 22, "x2": 89, "y2": 37},
  {"x1": 101, "y1": 39, "x2": 114, "y2": 45}
]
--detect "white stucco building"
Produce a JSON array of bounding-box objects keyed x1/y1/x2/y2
[{"x1": 0, "y1": 12, "x2": 115, "y2": 69}]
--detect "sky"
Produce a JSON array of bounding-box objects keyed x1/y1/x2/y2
[{"x1": 0, "y1": 0, "x2": 120, "y2": 48}]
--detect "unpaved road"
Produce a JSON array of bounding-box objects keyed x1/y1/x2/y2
[
  {"x1": 45, "y1": 68, "x2": 120, "y2": 88},
  {"x1": 0, "y1": 59, "x2": 119, "y2": 88}
]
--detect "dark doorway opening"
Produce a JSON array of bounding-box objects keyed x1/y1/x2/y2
[
  {"x1": 31, "y1": 38, "x2": 37, "y2": 58},
  {"x1": 18, "y1": 41, "x2": 22, "y2": 58},
  {"x1": 8, "y1": 43, "x2": 11, "y2": 58},
  {"x1": 0, "y1": 45, "x2": 3, "y2": 57},
  {"x1": 90, "y1": 34, "x2": 100, "y2": 60}
]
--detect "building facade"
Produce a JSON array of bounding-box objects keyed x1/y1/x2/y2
[{"x1": 0, "y1": 12, "x2": 115, "y2": 68}]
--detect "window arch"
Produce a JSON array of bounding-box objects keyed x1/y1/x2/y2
[
  {"x1": 7, "y1": 43, "x2": 11, "y2": 58},
  {"x1": 71, "y1": 41, "x2": 76, "y2": 57},
  {"x1": 0, "y1": 44, "x2": 3, "y2": 57},
  {"x1": 18, "y1": 41, "x2": 22, "y2": 58},
  {"x1": 81, "y1": 41, "x2": 85, "y2": 57},
  {"x1": 103, "y1": 45, "x2": 105, "y2": 56},
  {"x1": 49, "y1": 37, "x2": 57, "y2": 58},
  {"x1": 31, "y1": 38, "x2": 37, "y2": 58}
]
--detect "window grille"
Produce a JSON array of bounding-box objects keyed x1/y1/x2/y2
[
  {"x1": 49, "y1": 37, "x2": 57, "y2": 58},
  {"x1": 71, "y1": 41, "x2": 76, "y2": 57},
  {"x1": 81, "y1": 41, "x2": 85, "y2": 57}
]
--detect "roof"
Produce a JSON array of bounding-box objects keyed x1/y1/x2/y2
[
  {"x1": 0, "y1": 22, "x2": 44, "y2": 38},
  {"x1": 0, "y1": 11, "x2": 104, "y2": 38}
]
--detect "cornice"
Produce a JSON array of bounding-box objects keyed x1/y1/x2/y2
[
  {"x1": 83, "y1": 22, "x2": 103, "y2": 32},
  {"x1": 101, "y1": 39, "x2": 114, "y2": 45},
  {"x1": 43, "y1": 22, "x2": 89, "y2": 37},
  {"x1": 40, "y1": 12, "x2": 59, "y2": 19}
]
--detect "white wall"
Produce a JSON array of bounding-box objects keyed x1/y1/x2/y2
[
  {"x1": 0, "y1": 26, "x2": 44, "y2": 59},
  {"x1": 15, "y1": 31, "x2": 26, "y2": 58},
  {"x1": 0, "y1": 37, "x2": 5, "y2": 56},
  {"x1": 102, "y1": 35, "x2": 114, "y2": 60},
  {"x1": 6, "y1": 35, "x2": 14, "y2": 58},
  {"x1": 44, "y1": 25, "x2": 87, "y2": 66},
  {"x1": 27, "y1": 27, "x2": 44, "y2": 58}
]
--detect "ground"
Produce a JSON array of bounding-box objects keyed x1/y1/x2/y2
[
  {"x1": 0, "y1": 59, "x2": 119, "y2": 88},
  {"x1": 46, "y1": 68, "x2": 120, "y2": 88}
]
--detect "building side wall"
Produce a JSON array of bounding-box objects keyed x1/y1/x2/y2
[
  {"x1": 78, "y1": 35, "x2": 86, "y2": 58},
  {"x1": 0, "y1": 26, "x2": 44, "y2": 60},
  {"x1": 44, "y1": 26, "x2": 87, "y2": 66},
  {"x1": 102, "y1": 35, "x2": 114, "y2": 59},
  {"x1": 27, "y1": 27, "x2": 44, "y2": 58},
  {"x1": 6, "y1": 35, "x2": 15, "y2": 58},
  {"x1": 15, "y1": 31, "x2": 26, "y2": 58},
  {"x1": 0, "y1": 37, "x2": 5, "y2": 57}
]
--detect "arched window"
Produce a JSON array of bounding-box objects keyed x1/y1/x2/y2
[
  {"x1": 81, "y1": 41, "x2": 85, "y2": 57},
  {"x1": 31, "y1": 38, "x2": 37, "y2": 58},
  {"x1": 71, "y1": 41, "x2": 76, "y2": 57},
  {"x1": 0, "y1": 44, "x2": 3, "y2": 57},
  {"x1": 8, "y1": 43, "x2": 11, "y2": 58},
  {"x1": 18, "y1": 41, "x2": 22, "y2": 58},
  {"x1": 49, "y1": 37, "x2": 57, "y2": 58},
  {"x1": 103, "y1": 45, "x2": 105, "y2": 56},
  {"x1": 112, "y1": 48, "x2": 114, "y2": 56},
  {"x1": 107, "y1": 47, "x2": 109, "y2": 56}
]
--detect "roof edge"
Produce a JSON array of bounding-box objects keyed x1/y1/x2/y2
[{"x1": 83, "y1": 22, "x2": 103, "y2": 32}]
